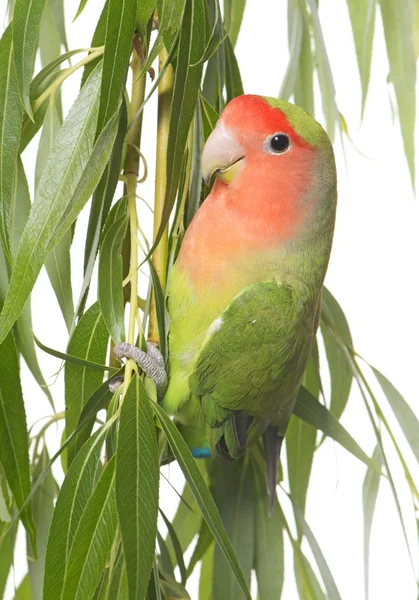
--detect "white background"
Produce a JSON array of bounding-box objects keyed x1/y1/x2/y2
[{"x1": 2, "y1": 0, "x2": 419, "y2": 598}]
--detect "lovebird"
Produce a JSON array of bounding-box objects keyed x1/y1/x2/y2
[{"x1": 115, "y1": 95, "x2": 337, "y2": 506}]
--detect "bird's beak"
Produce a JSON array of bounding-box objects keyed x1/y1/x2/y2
[{"x1": 201, "y1": 124, "x2": 245, "y2": 185}]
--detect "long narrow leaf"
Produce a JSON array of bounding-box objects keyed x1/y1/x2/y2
[
  {"x1": 43, "y1": 429, "x2": 106, "y2": 600},
  {"x1": 0, "y1": 63, "x2": 109, "y2": 345},
  {"x1": 0, "y1": 324, "x2": 36, "y2": 551},
  {"x1": 363, "y1": 445, "x2": 382, "y2": 600},
  {"x1": 12, "y1": 0, "x2": 47, "y2": 118},
  {"x1": 116, "y1": 376, "x2": 159, "y2": 600},
  {"x1": 0, "y1": 24, "x2": 23, "y2": 262},
  {"x1": 151, "y1": 401, "x2": 251, "y2": 600},
  {"x1": 62, "y1": 457, "x2": 117, "y2": 600}
]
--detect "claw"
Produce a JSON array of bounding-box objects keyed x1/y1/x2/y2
[{"x1": 113, "y1": 342, "x2": 168, "y2": 397}]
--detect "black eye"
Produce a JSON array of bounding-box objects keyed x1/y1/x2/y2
[{"x1": 269, "y1": 134, "x2": 290, "y2": 153}]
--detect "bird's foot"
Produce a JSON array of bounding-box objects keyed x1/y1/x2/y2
[{"x1": 112, "y1": 342, "x2": 168, "y2": 396}]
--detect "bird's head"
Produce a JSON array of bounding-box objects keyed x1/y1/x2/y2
[{"x1": 201, "y1": 95, "x2": 336, "y2": 205}]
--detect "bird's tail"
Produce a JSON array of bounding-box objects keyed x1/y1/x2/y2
[{"x1": 262, "y1": 425, "x2": 284, "y2": 515}]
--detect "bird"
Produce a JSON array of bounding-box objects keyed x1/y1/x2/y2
[{"x1": 114, "y1": 94, "x2": 337, "y2": 509}]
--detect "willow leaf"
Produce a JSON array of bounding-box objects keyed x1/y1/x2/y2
[
  {"x1": 294, "y1": 387, "x2": 373, "y2": 470},
  {"x1": 0, "y1": 325, "x2": 36, "y2": 551},
  {"x1": 186, "y1": 519, "x2": 212, "y2": 578},
  {"x1": 280, "y1": 0, "x2": 303, "y2": 102},
  {"x1": 12, "y1": 0, "x2": 47, "y2": 118},
  {"x1": 0, "y1": 521, "x2": 15, "y2": 598},
  {"x1": 27, "y1": 446, "x2": 57, "y2": 600},
  {"x1": 321, "y1": 321, "x2": 352, "y2": 422},
  {"x1": 65, "y1": 302, "x2": 109, "y2": 465},
  {"x1": 160, "y1": 509, "x2": 187, "y2": 585},
  {"x1": 305, "y1": 0, "x2": 338, "y2": 140},
  {"x1": 293, "y1": 3, "x2": 314, "y2": 115},
  {"x1": 8, "y1": 157, "x2": 54, "y2": 408},
  {"x1": 346, "y1": 0, "x2": 376, "y2": 112},
  {"x1": 80, "y1": 101, "x2": 127, "y2": 318},
  {"x1": 363, "y1": 445, "x2": 382, "y2": 600},
  {"x1": 372, "y1": 367, "x2": 419, "y2": 465},
  {"x1": 62, "y1": 457, "x2": 117, "y2": 600},
  {"x1": 252, "y1": 458, "x2": 284, "y2": 600},
  {"x1": 152, "y1": 0, "x2": 206, "y2": 253},
  {"x1": 74, "y1": 0, "x2": 89, "y2": 20},
  {"x1": 167, "y1": 480, "x2": 202, "y2": 566},
  {"x1": 151, "y1": 402, "x2": 251, "y2": 600},
  {"x1": 291, "y1": 499, "x2": 342, "y2": 600},
  {"x1": 97, "y1": 0, "x2": 137, "y2": 135},
  {"x1": 36, "y1": 105, "x2": 74, "y2": 332},
  {"x1": 226, "y1": 0, "x2": 246, "y2": 47},
  {"x1": 99, "y1": 215, "x2": 128, "y2": 343},
  {"x1": 208, "y1": 457, "x2": 254, "y2": 600},
  {"x1": 224, "y1": 36, "x2": 243, "y2": 102},
  {"x1": 116, "y1": 376, "x2": 159, "y2": 600},
  {"x1": 379, "y1": 0, "x2": 416, "y2": 184},
  {"x1": 0, "y1": 64, "x2": 107, "y2": 346},
  {"x1": 34, "y1": 334, "x2": 115, "y2": 374},
  {"x1": 137, "y1": 0, "x2": 156, "y2": 39},
  {"x1": 43, "y1": 429, "x2": 105, "y2": 600},
  {"x1": 0, "y1": 24, "x2": 23, "y2": 263}
]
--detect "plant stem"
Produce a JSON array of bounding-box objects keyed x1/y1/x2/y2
[
  {"x1": 32, "y1": 47, "x2": 104, "y2": 114},
  {"x1": 148, "y1": 47, "x2": 173, "y2": 343},
  {"x1": 122, "y1": 43, "x2": 147, "y2": 393}
]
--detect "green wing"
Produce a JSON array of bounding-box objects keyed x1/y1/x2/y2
[{"x1": 189, "y1": 280, "x2": 317, "y2": 457}]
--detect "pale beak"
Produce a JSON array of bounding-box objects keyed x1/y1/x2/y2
[{"x1": 201, "y1": 123, "x2": 245, "y2": 185}]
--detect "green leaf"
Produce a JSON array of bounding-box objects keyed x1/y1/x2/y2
[
  {"x1": 346, "y1": 0, "x2": 376, "y2": 112},
  {"x1": 294, "y1": 552, "x2": 326, "y2": 600},
  {"x1": 75, "y1": 372, "x2": 121, "y2": 454},
  {"x1": 362, "y1": 445, "x2": 382, "y2": 600},
  {"x1": 116, "y1": 376, "x2": 159, "y2": 600},
  {"x1": 167, "y1": 479, "x2": 202, "y2": 566},
  {"x1": 65, "y1": 302, "x2": 109, "y2": 465},
  {"x1": 186, "y1": 519, "x2": 212, "y2": 578},
  {"x1": 0, "y1": 63, "x2": 115, "y2": 346},
  {"x1": 252, "y1": 458, "x2": 284, "y2": 600},
  {"x1": 9, "y1": 157, "x2": 54, "y2": 408},
  {"x1": 36, "y1": 104, "x2": 74, "y2": 331},
  {"x1": 80, "y1": 102, "x2": 127, "y2": 318},
  {"x1": 321, "y1": 319, "x2": 353, "y2": 422},
  {"x1": 137, "y1": 0, "x2": 156, "y2": 39},
  {"x1": 0, "y1": 24, "x2": 23, "y2": 263},
  {"x1": 0, "y1": 527, "x2": 15, "y2": 599},
  {"x1": 208, "y1": 457, "x2": 254, "y2": 600},
  {"x1": 74, "y1": 0, "x2": 89, "y2": 20},
  {"x1": 13, "y1": 574, "x2": 33, "y2": 600},
  {"x1": 152, "y1": 0, "x2": 206, "y2": 253},
  {"x1": 305, "y1": 0, "x2": 338, "y2": 140},
  {"x1": 97, "y1": 0, "x2": 137, "y2": 135},
  {"x1": 199, "y1": 94, "x2": 219, "y2": 140},
  {"x1": 0, "y1": 325, "x2": 36, "y2": 550},
  {"x1": 34, "y1": 333, "x2": 116, "y2": 374},
  {"x1": 286, "y1": 414, "x2": 316, "y2": 519},
  {"x1": 148, "y1": 259, "x2": 168, "y2": 360},
  {"x1": 280, "y1": 0, "x2": 303, "y2": 103},
  {"x1": 159, "y1": 571, "x2": 191, "y2": 599},
  {"x1": 290, "y1": 498, "x2": 342, "y2": 600},
  {"x1": 99, "y1": 214, "x2": 128, "y2": 343},
  {"x1": 372, "y1": 367, "x2": 419, "y2": 466},
  {"x1": 81, "y1": 2, "x2": 109, "y2": 87},
  {"x1": 160, "y1": 510, "x2": 187, "y2": 585},
  {"x1": 107, "y1": 550, "x2": 129, "y2": 600},
  {"x1": 321, "y1": 287, "x2": 352, "y2": 348},
  {"x1": 43, "y1": 429, "x2": 106, "y2": 600},
  {"x1": 226, "y1": 0, "x2": 246, "y2": 47},
  {"x1": 379, "y1": 0, "x2": 416, "y2": 184},
  {"x1": 294, "y1": 387, "x2": 374, "y2": 470},
  {"x1": 151, "y1": 402, "x2": 251, "y2": 600},
  {"x1": 293, "y1": 4, "x2": 314, "y2": 115},
  {"x1": 224, "y1": 36, "x2": 244, "y2": 102},
  {"x1": 62, "y1": 457, "x2": 117, "y2": 600},
  {"x1": 12, "y1": 0, "x2": 47, "y2": 118},
  {"x1": 199, "y1": 542, "x2": 215, "y2": 600},
  {"x1": 27, "y1": 446, "x2": 57, "y2": 600}
]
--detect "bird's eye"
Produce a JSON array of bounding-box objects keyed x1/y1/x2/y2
[{"x1": 268, "y1": 133, "x2": 290, "y2": 153}]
